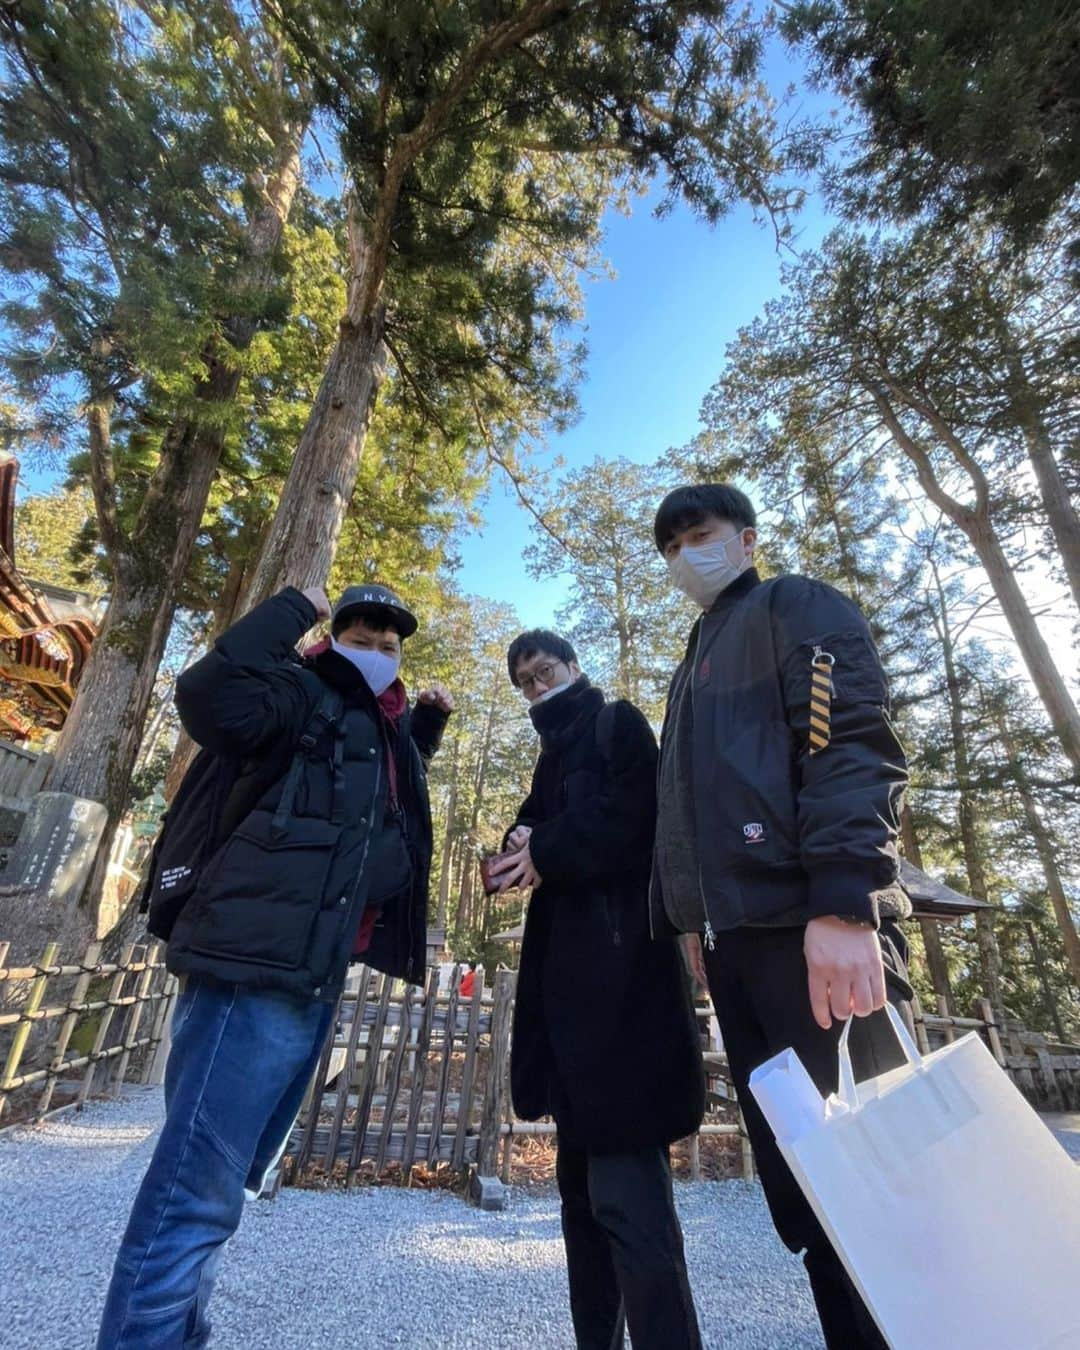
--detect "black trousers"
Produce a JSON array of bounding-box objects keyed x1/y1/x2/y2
[
  {"x1": 556, "y1": 1141, "x2": 702, "y2": 1350},
  {"x1": 703, "y1": 922, "x2": 913, "y2": 1350}
]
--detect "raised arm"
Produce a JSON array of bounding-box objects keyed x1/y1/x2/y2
[{"x1": 175, "y1": 588, "x2": 318, "y2": 757}]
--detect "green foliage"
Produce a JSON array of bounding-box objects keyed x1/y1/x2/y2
[
  {"x1": 0, "y1": 2, "x2": 299, "y2": 433},
  {"x1": 13, "y1": 484, "x2": 104, "y2": 593},
  {"x1": 786, "y1": 0, "x2": 1080, "y2": 254}
]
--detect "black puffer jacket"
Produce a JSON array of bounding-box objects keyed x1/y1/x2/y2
[
  {"x1": 509, "y1": 679, "x2": 705, "y2": 1154},
  {"x1": 165, "y1": 588, "x2": 447, "y2": 1000}
]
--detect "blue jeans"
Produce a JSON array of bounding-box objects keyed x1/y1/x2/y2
[{"x1": 96, "y1": 979, "x2": 334, "y2": 1349}]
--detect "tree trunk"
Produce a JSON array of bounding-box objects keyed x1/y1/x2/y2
[
  {"x1": 1025, "y1": 921, "x2": 1068, "y2": 1042},
  {"x1": 928, "y1": 564, "x2": 1006, "y2": 1016},
  {"x1": 871, "y1": 384, "x2": 1080, "y2": 775},
  {"x1": 164, "y1": 545, "x2": 262, "y2": 800},
  {"x1": 239, "y1": 207, "x2": 388, "y2": 610},
  {"x1": 436, "y1": 737, "x2": 461, "y2": 931},
  {"x1": 900, "y1": 804, "x2": 955, "y2": 1002},
  {"x1": 612, "y1": 559, "x2": 634, "y2": 702},
  {"x1": 994, "y1": 334, "x2": 1080, "y2": 615},
  {"x1": 999, "y1": 718, "x2": 1080, "y2": 990},
  {"x1": 970, "y1": 514, "x2": 1080, "y2": 774},
  {"x1": 48, "y1": 128, "x2": 306, "y2": 926},
  {"x1": 1017, "y1": 409, "x2": 1080, "y2": 616}
]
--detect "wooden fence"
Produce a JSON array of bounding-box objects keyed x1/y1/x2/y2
[
  {"x1": 0, "y1": 938, "x2": 177, "y2": 1128},
  {"x1": 284, "y1": 964, "x2": 754, "y2": 1191},
  {"x1": 912, "y1": 994, "x2": 1080, "y2": 1110},
  {"x1": 0, "y1": 738, "x2": 52, "y2": 808},
  {"x1": 285, "y1": 973, "x2": 1077, "y2": 1192},
  {"x1": 286, "y1": 964, "x2": 513, "y2": 1188}
]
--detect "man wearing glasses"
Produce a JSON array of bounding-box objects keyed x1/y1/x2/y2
[{"x1": 489, "y1": 630, "x2": 705, "y2": 1350}]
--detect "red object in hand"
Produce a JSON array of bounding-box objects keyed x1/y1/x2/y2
[{"x1": 480, "y1": 851, "x2": 514, "y2": 896}]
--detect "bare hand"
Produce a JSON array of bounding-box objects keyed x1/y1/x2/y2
[
  {"x1": 301, "y1": 586, "x2": 331, "y2": 622},
  {"x1": 418, "y1": 683, "x2": 454, "y2": 714},
  {"x1": 680, "y1": 933, "x2": 708, "y2": 990},
  {"x1": 489, "y1": 842, "x2": 541, "y2": 893},
  {"x1": 804, "y1": 916, "x2": 887, "y2": 1031},
  {"x1": 506, "y1": 825, "x2": 532, "y2": 851}
]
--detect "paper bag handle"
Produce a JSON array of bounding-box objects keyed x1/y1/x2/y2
[{"x1": 836, "y1": 1003, "x2": 923, "y2": 1112}]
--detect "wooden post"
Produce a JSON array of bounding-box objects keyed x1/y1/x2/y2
[
  {"x1": 909, "y1": 993, "x2": 932, "y2": 1055},
  {"x1": 429, "y1": 964, "x2": 461, "y2": 1166},
  {"x1": 322, "y1": 966, "x2": 373, "y2": 1172},
  {"x1": 937, "y1": 994, "x2": 956, "y2": 1045},
  {"x1": 477, "y1": 969, "x2": 514, "y2": 1180},
  {"x1": 376, "y1": 983, "x2": 414, "y2": 1172},
  {"x1": 37, "y1": 940, "x2": 101, "y2": 1118},
  {"x1": 347, "y1": 974, "x2": 394, "y2": 1186},
  {"x1": 401, "y1": 966, "x2": 439, "y2": 1176},
  {"x1": 689, "y1": 1133, "x2": 702, "y2": 1182},
  {"x1": 293, "y1": 988, "x2": 346, "y2": 1178},
  {"x1": 0, "y1": 941, "x2": 59, "y2": 1123},
  {"x1": 112, "y1": 945, "x2": 159, "y2": 1094},
  {"x1": 142, "y1": 973, "x2": 177, "y2": 1087},
  {"x1": 77, "y1": 944, "x2": 134, "y2": 1107},
  {"x1": 451, "y1": 965, "x2": 485, "y2": 1171},
  {"x1": 976, "y1": 997, "x2": 1006, "y2": 1067}
]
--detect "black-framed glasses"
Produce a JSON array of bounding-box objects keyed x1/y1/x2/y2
[{"x1": 518, "y1": 660, "x2": 563, "y2": 694}]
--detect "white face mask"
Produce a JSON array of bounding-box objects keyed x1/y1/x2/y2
[
  {"x1": 667, "y1": 531, "x2": 749, "y2": 609},
  {"x1": 330, "y1": 637, "x2": 401, "y2": 696},
  {"x1": 535, "y1": 675, "x2": 576, "y2": 704}
]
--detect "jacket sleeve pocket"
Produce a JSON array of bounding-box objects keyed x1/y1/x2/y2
[{"x1": 786, "y1": 632, "x2": 888, "y2": 713}]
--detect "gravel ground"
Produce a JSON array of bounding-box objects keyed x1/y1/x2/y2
[
  {"x1": 3, "y1": 1092, "x2": 1076, "y2": 1350},
  {"x1": 0, "y1": 1087, "x2": 825, "y2": 1350},
  {"x1": 1043, "y1": 1113, "x2": 1080, "y2": 1162}
]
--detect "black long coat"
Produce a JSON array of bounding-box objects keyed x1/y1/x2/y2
[{"x1": 509, "y1": 679, "x2": 705, "y2": 1154}]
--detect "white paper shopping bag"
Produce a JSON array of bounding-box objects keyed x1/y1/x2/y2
[{"x1": 749, "y1": 1005, "x2": 1080, "y2": 1350}]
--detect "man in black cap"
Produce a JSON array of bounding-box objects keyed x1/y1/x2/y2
[{"x1": 97, "y1": 582, "x2": 452, "y2": 1350}]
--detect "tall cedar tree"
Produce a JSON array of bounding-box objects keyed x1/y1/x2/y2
[
  {"x1": 0, "y1": 3, "x2": 309, "y2": 915},
  {"x1": 785, "y1": 0, "x2": 1080, "y2": 258},
  {"x1": 238, "y1": 0, "x2": 807, "y2": 609}
]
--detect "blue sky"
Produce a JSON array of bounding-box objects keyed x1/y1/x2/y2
[{"x1": 454, "y1": 189, "x2": 832, "y2": 625}]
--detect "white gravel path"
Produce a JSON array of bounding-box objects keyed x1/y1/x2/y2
[{"x1": 0, "y1": 1088, "x2": 826, "y2": 1349}]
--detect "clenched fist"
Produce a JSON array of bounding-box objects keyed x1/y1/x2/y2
[
  {"x1": 418, "y1": 684, "x2": 454, "y2": 714},
  {"x1": 301, "y1": 586, "x2": 331, "y2": 622}
]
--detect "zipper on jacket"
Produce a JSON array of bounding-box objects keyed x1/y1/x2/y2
[
  {"x1": 690, "y1": 622, "x2": 715, "y2": 946},
  {"x1": 327, "y1": 749, "x2": 382, "y2": 994}
]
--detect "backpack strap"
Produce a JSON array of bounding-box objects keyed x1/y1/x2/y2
[
  {"x1": 595, "y1": 700, "x2": 618, "y2": 770},
  {"x1": 271, "y1": 686, "x2": 346, "y2": 838}
]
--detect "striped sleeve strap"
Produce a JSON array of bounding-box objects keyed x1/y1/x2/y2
[{"x1": 808, "y1": 645, "x2": 834, "y2": 756}]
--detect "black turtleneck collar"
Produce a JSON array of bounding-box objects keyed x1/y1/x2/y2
[{"x1": 529, "y1": 675, "x2": 604, "y2": 752}]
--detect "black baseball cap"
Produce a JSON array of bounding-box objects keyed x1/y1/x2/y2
[{"x1": 332, "y1": 584, "x2": 418, "y2": 639}]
